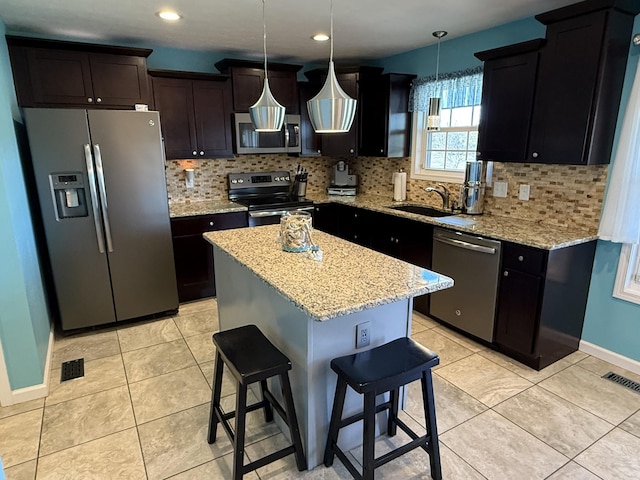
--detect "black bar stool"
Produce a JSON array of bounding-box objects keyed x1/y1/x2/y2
[
  {"x1": 207, "y1": 324, "x2": 306, "y2": 479},
  {"x1": 324, "y1": 337, "x2": 441, "y2": 480}
]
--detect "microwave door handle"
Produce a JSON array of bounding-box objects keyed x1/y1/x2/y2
[
  {"x1": 293, "y1": 125, "x2": 300, "y2": 147},
  {"x1": 284, "y1": 125, "x2": 290, "y2": 146}
]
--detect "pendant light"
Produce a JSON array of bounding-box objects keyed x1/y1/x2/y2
[
  {"x1": 249, "y1": 0, "x2": 285, "y2": 132},
  {"x1": 307, "y1": 0, "x2": 357, "y2": 133},
  {"x1": 426, "y1": 30, "x2": 447, "y2": 131}
]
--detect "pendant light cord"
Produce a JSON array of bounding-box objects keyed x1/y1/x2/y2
[
  {"x1": 330, "y1": 0, "x2": 334, "y2": 63},
  {"x1": 435, "y1": 36, "x2": 440, "y2": 83},
  {"x1": 262, "y1": 0, "x2": 268, "y2": 79}
]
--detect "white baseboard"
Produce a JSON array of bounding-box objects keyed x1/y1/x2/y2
[
  {"x1": 0, "y1": 326, "x2": 54, "y2": 406},
  {"x1": 579, "y1": 340, "x2": 640, "y2": 375}
]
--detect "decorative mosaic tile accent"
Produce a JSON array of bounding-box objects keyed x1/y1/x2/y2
[
  {"x1": 349, "y1": 157, "x2": 607, "y2": 232},
  {"x1": 166, "y1": 154, "x2": 607, "y2": 232},
  {"x1": 165, "y1": 155, "x2": 334, "y2": 204},
  {"x1": 485, "y1": 162, "x2": 607, "y2": 232}
]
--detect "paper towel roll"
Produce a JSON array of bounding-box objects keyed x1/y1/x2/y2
[
  {"x1": 399, "y1": 171, "x2": 407, "y2": 201},
  {"x1": 393, "y1": 172, "x2": 402, "y2": 201}
]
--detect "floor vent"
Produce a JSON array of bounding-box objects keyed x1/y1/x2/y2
[
  {"x1": 60, "y1": 358, "x2": 84, "y2": 382},
  {"x1": 602, "y1": 371, "x2": 640, "y2": 394}
]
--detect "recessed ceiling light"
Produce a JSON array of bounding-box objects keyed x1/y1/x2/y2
[
  {"x1": 157, "y1": 10, "x2": 182, "y2": 21},
  {"x1": 312, "y1": 33, "x2": 330, "y2": 42}
]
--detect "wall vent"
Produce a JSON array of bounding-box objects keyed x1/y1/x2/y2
[
  {"x1": 60, "y1": 358, "x2": 84, "y2": 382},
  {"x1": 602, "y1": 371, "x2": 640, "y2": 394}
]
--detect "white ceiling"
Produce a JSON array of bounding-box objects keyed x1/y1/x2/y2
[{"x1": 0, "y1": 0, "x2": 578, "y2": 63}]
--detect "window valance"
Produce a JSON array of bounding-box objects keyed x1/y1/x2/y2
[{"x1": 409, "y1": 66, "x2": 483, "y2": 111}]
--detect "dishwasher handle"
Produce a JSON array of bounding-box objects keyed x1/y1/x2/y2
[{"x1": 434, "y1": 235, "x2": 497, "y2": 255}]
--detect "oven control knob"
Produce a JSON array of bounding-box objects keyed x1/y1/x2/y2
[
  {"x1": 285, "y1": 176, "x2": 290, "y2": 181},
  {"x1": 231, "y1": 179, "x2": 237, "y2": 184},
  {"x1": 238, "y1": 179, "x2": 244, "y2": 183}
]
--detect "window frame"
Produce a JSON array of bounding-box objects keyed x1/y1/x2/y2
[
  {"x1": 613, "y1": 243, "x2": 640, "y2": 305},
  {"x1": 410, "y1": 107, "x2": 480, "y2": 184}
]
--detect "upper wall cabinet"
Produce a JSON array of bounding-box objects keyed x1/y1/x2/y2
[
  {"x1": 150, "y1": 70, "x2": 234, "y2": 160},
  {"x1": 7, "y1": 36, "x2": 152, "y2": 109},
  {"x1": 304, "y1": 67, "x2": 414, "y2": 157},
  {"x1": 476, "y1": 0, "x2": 640, "y2": 165},
  {"x1": 214, "y1": 58, "x2": 301, "y2": 114}
]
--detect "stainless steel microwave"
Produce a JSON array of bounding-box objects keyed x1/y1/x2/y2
[{"x1": 233, "y1": 113, "x2": 301, "y2": 154}]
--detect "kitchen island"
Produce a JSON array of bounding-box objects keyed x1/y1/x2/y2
[{"x1": 204, "y1": 225, "x2": 453, "y2": 468}]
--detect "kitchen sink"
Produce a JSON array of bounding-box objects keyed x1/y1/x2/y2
[{"x1": 389, "y1": 205, "x2": 453, "y2": 217}]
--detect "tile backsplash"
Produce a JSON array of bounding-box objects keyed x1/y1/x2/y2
[{"x1": 167, "y1": 155, "x2": 607, "y2": 232}]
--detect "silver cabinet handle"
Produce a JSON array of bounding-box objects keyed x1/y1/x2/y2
[
  {"x1": 518, "y1": 255, "x2": 524, "y2": 261},
  {"x1": 84, "y1": 144, "x2": 105, "y2": 254},
  {"x1": 504, "y1": 271, "x2": 509, "y2": 277},
  {"x1": 96, "y1": 97, "x2": 102, "y2": 103},
  {"x1": 349, "y1": 148, "x2": 355, "y2": 154},
  {"x1": 199, "y1": 151, "x2": 205, "y2": 156},
  {"x1": 434, "y1": 236, "x2": 497, "y2": 254},
  {"x1": 209, "y1": 221, "x2": 214, "y2": 226},
  {"x1": 93, "y1": 144, "x2": 114, "y2": 253},
  {"x1": 87, "y1": 98, "x2": 93, "y2": 103},
  {"x1": 192, "y1": 151, "x2": 197, "y2": 156},
  {"x1": 532, "y1": 152, "x2": 539, "y2": 158}
]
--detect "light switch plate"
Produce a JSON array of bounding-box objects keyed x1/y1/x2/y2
[
  {"x1": 493, "y1": 181, "x2": 508, "y2": 198},
  {"x1": 519, "y1": 184, "x2": 530, "y2": 201}
]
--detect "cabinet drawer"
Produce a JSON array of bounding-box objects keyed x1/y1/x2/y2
[
  {"x1": 502, "y1": 243, "x2": 546, "y2": 275},
  {"x1": 171, "y1": 211, "x2": 247, "y2": 236}
]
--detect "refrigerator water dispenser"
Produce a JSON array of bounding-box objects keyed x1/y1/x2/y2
[{"x1": 50, "y1": 173, "x2": 88, "y2": 219}]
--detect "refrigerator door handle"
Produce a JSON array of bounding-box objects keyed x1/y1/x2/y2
[
  {"x1": 84, "y1": 144, "x2": 106, "y2": 254},
  {"x1": 93, "y1": 144, "x2": 114, "y2": 253}
]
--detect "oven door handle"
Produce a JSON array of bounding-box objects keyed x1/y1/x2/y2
[{"x1": 248, "y1": 206, "x2": 314, "y2": 218}]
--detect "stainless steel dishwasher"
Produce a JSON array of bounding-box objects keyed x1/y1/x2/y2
[{"x1": 430, "y1": 228, "x2": 502, "y2": 342}]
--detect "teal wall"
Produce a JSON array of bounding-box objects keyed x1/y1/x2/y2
[
  {"x1": 582, "y1": 16, "x2": 640, "y2": 362},
  {"x1": 0, "y1": 19, "x2": 51, "y2": 391},
  {"x1": 373, "y1": 17, "x2": 546, "y2": 76},
  {"x1": 376, "y1": 16, "x2": 640, "y2": 363}
]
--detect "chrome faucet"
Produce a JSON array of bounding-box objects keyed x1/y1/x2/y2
[{"x1": 425, "y1": 184, "x2": 451, "y2": 210}]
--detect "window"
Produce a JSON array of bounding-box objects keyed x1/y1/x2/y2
[
  {"x1": 409, "y1": 68, "x2": 483, "y2": 183},
  {"x1": 613, "y1": 244, "x2": 640, "y2": 304}
]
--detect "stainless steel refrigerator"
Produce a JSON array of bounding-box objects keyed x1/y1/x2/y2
[{"x1": 24, "y1": 108, "x2": 178, "y2": 330}]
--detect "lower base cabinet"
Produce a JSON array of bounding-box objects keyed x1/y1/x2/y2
[
  {"x1": 494, "y1": 240, "x2": 596, "y2": 370},
  {"x1": 314, "y1": 202, "x2": 433, "y2": 315},
  {"x1": 171, "y1": 212, "x2": 247, "y2": 302}
]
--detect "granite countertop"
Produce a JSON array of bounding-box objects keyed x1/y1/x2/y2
[
  {"x1": 308, "y1": 193, "x2": 598, "y2": 250},
  {"x1": 204, "y1": 225, "x2": 453, "y2": 322},
  {"x1": 169, "y1": 200, "x2": 247, "y2": 218},
  {"x1": 169, "y1": 193, "x2": 597, "y2": 250}
]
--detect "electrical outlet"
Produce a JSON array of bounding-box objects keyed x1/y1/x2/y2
[
  {"x1": 519, "y1": 184, "x2": 530, "y2": 201},
  {"x1": 493, "y1": 181, "x2": 508, "y2": 198},
  {"x1": 356, "y1": 321, "x2": 371, "y2": 349}
]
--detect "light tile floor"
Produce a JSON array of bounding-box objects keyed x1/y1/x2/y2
[{"x1": 1, "y1": 298, "x2": 640, "y2": 479}]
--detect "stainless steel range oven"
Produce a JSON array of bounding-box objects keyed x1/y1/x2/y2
[{"x1": 228, "y1": 171, "x2": 314, "y2": 227}]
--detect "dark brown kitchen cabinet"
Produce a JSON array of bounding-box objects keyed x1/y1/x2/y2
[
  {"x1": 494, "y1": 240, "x2": 596, "y2": 370},
  {"x1": 304, "y1": 67, "x2": 413, "y2": 157},
  {"x1": 336, "y1": 205, "x2": 371, "y2": 247},
  {"x1": 298, "y1": 82, "x2": 322, "y2": 156},
  {"x1": 313, "y1": 203, "x2": 340, "y2": 235},
  {"x1": 358, "y1": 73, "x2": 416, "y2": 158},
  {"x1": 150, "y1": 70, "x2": 233, "y2": 159},
  {"x1": 7, "y1": 36, "x2": 152, "y2": 108},
  {"x1": 214, "y1": 59, "x2": 302, "y2": 114},
  {"x1": 475, "y1": 40, "x2": 544, "y2": 163},
  {"x1": 171, "y1": 212, "x2": 248, "y2": 302},
  {"x1": 475, "y1": 0, "x2": 640, "y2": 165}
]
